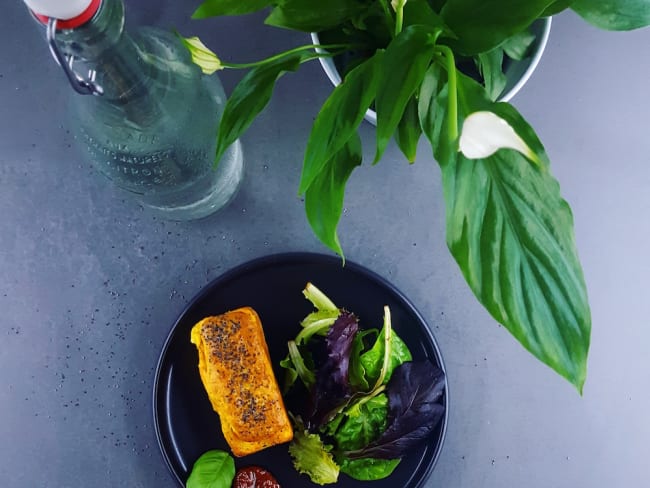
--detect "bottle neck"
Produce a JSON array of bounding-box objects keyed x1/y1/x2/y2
[{"x1": 55, "y1": 0, "x2": 152, "y2": 104}]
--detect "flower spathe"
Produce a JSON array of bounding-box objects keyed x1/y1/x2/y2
[
  {"x1": 179, "y1": 35, "x2": 223, "y2": 74},
  {"x1": 459, "y1": 110, "x2": 539, "y2": 164}
]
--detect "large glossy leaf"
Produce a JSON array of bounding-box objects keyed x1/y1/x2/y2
[
  {"x1": 429, "y1": 72, "x2": 591, "y2": 391},
  {"x1": 571, "y1": 0, "x2": 650, "y2": 30},
  {"x1": 374, "y1": 25, "x2": 439, "y2": 163},
  {"x1": 215, "y1": 51, "x2": 308, "y2": 165},
  {"x1": 440, "y1": 0, "x2": 555, "y2": 54},
  {"x1": 501, "y1": 30, "x2": 537, "y2": 61},
  {"x1": 542, "y1": 0, "x2": 575, "y2": 16},
  {"x1": 192, "y1": 0, "x2": 273, "y2": 18},
  {"x1": 265, "y1": 0, "x2": 364, "y2": 32},
  {"x1": 299, "y1": 51, "x2": 382, "y2": 194},
  {"x1": 304, "y1": 133, "x2": 363, "y2": 258},
  {"x1": 402, "y1": 0, "x2": 453, "y2": 36},
  {"x1": 477, "y1": 48, "x2": 507, "y2": 101},
  {"x1": 440, "y1": 149, "x2": 591, "y2": 390},
  {"x1": 395, "y1": 97, "x2": 422, "y2": 163},
  {"x1": 417, "y1": 64, "x2": 446, "y2": 144}
]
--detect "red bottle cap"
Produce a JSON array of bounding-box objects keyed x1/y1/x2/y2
[{"x1": 32, "y1": 0, "x2": 101, "y2": 30}]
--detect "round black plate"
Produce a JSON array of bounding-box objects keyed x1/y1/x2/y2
[{"x1": 153, "y1": 253, "x2": 448, "y2": 487}]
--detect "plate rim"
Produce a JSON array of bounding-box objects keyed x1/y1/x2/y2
[{"x1": 152, "y1": 252, "x2": 449, "y2": 487}]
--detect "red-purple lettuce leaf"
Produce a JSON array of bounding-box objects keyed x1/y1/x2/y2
[
  {"x1": 307, "y1": 311, "x2": 359, "y2": 429},
  {"x1": 345, "y1": 361, "x2": 445, "y2": 459}
]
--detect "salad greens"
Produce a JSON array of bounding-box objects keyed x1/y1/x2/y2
[
  {"x1": 282, "y1": 283, "x2": 446, "y2": 484},
  {"x1": 185, "y1": 450, "x2": 235, "y2": 488}
]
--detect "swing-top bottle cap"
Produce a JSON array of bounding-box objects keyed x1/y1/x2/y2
[{"x1": 25, "y1": 0, "x2": 101, "y2": 29}]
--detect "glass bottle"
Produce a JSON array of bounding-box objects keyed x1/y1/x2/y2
[{"x1": 29, "y1": 0, "x2": 244, "y2": 220}]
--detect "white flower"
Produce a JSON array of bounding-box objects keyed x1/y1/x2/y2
[
  {"x1": 179, "y1": 36, "x2": 223, "y2": 74},
  {"x1": 391, "y1": 0, "x2": 407, "y2": 12},
  {"x1": 459, "y1": 111, "x2": 538, "y2": 163}
]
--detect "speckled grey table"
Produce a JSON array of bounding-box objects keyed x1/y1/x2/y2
[{"x1": 1, "y1": 2, "x2": 649, "y2": 487}]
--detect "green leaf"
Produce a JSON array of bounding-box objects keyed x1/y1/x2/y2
[
  {"x1": 334, "y1": 394, "x2": 389, "y2": 451},
  {"x1": 215, "y1": 51, "x2": 308, "y2": 165},
  {"x1": 477, "y1": 48, "x2": 507, "y2": 101},
  {"x1": 418, "y1": 63, "x2": 452, "y2": 163},
  {"x1": 395, "y1": 97, "x2": 422, "y2": 163},
  {"x1": 359, "y1": 328, "x2": 412, "y2": 386},
  {"x1": 304, "y1": 133, "x2": 363, "y2": 258},
  {"x1": 431, "y1": 72, "x2": 591, "y2": 392},
  {"x1": 348, "y1": 329, "x2": 377, "y2": 391},
  {"x1": 541, "y1": 0, "x2": 575, "y2": 16},
  {"x1": 501, "y1": 30, "x2": 537, "y2": 61},
  {"x1": 280, "y1": 354, "x2": 299, "y2": 393},
  {"x1": 192, "y1": 0, "x2": 272, "y2": 19},
  {"x1": 186, "y1": 450, "x2": 235, "y2": 488},
  {"x1": 440, "y1": 0, "x2": 555, "y2": 54},
  {"x1": 340, "y1": 457, "x2": 401, "y2": 481},
  {"x1": 402, "y1": 0, "x2": 453, "y2": 35},
  {"x1": 375, "y1": 25, "x2": 440, "y2": 163},
  {"x1": 303, "y1": 282, "x2": 339, "y2": 312},
  {"x1": 299, "y1": 51, "x2": 383, "y2": 194},
  {"x1": 265, "y1": 0, "x2": 364, "y2": 32},
  {"x1": 571, "y1": 0, "x2": 650, "y2": 30},
  {"x1": 289, "y1": 423, "x2": 340, "y2": 485}
]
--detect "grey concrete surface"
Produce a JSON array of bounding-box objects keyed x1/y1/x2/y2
[{"x1": 1, "y1": 2, "x2": 649, "y2": 487}]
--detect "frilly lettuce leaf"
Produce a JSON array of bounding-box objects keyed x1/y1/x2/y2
[{"x1": 289, "y1": 418, "x2": 340, "y2": 485}]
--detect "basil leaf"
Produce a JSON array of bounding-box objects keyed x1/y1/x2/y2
[
  {"x1": 192, "y1": 0, "x2": 272, "y2": 19},
  {"x1": 265, "y1": 0, "x2": 364, "y2": 32},
  {"x1": 394, "y1": 97, "x2": 422, "y2": 163},
  {"x1": 501, "y1": 30, "x2": 537, "y2": 60},
  {"x1": 431, "y1": 71, "x2": 591, "y2": 391},
  {"x1": 186, "y1": 450, "x2": 235, "y2": 488},
  {"x1": 334, "y1": 394, "x2": 389, "y2": 451},
  {"x1": 440, "y1": 0, "x2": 555, "y2": 54},
  {"x1": 571, "y1": 0, "x2": 650, "y2": 30},
  {"x1": 304, "y1": 133, "x2": 363, "y2": 258},
  {"x1": 299, "y1": 51, "x2": 383, "y2": 194},
  {"x1": 215, "y1": 51, "x2": 309, "y2": 166},
  {"x1": 374, "y1": 25, "x2": 439, "y2": 164},
  {"x1": 340, "y1": 457, "x2": 400, "y2": 481},
  {"x1": 477, "y1": 48, "x2": 507, "y2": 101}
]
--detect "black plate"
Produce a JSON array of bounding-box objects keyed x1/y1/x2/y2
[{"x1": 153, "y1": 252, "x2": 448, "y2": 487}]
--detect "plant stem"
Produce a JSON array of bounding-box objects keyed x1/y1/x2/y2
[
  {"x1": 436, "y1": 45, "x2": 459, "y2": 141},
  {"x1": 395, "y1": 4, "x2": 404, "y2": 36},
  {"x1": 221, "y1": 43, "x2": 352, "y2": 69}
]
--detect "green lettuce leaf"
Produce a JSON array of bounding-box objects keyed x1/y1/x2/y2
[
  {"x1": 289, "y1": 422, "x2": 340, "y2": 485},
  {"x1": 340, "y1": 457, "x2": 400, "y2": 481}
]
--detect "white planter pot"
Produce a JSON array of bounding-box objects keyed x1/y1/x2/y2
[{"x1": 311, "y1": 18, "x2": 552, "y2": 126}]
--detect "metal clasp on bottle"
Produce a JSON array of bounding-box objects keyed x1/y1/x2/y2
[{"x1": 46, "y1": 18, "x2": 104, "y2": 96}]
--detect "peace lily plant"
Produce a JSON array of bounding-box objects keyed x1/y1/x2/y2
[{"x1": 182, "y1": 0, "x2": 650, "y2": 393}]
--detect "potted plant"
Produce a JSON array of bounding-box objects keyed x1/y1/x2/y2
[{"x1": 180, "y1": 0, "x2": 650, "y2": 393}]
